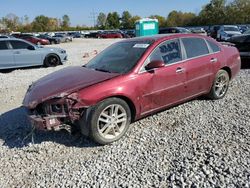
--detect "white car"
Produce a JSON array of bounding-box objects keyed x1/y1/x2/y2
[
  {"x1": 217, "y1": 25, "x2": 242, "y2": 41},
  {"x1": 0, "y1": 38, "x2": 67, "y2": 70}
]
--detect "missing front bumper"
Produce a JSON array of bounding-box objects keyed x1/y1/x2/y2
[{"x1": 29, "y1": 115, "x2": 68, "y2": 131}]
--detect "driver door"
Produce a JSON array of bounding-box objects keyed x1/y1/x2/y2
[
  {"x1": 9, "y1": 40, "x2": 42, "y2": 67},
  {"x1": 139, "y1": 39, "x2": 187, "y2": 115}
]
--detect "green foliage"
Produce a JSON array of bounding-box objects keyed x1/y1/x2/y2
[
  {"x1": 120, "y1": 11, "x2": 133, "y2": 29},
  {"x1": 106, "y1": 12, "x2": 120, "y2": 29},
  {"x1": 166, "y1": 11, "x2": 196, "y2": 27},
  {"x1": 1, "y1": 13, "x2": 20, "y2": 31},
  {"x1": 149, "y1": 15, "x2": 166, "y2": 27},
  {"x1": 61, "y1": 14, "x2": 70, "y2": 29},
  {"x1": 97, "y1": 12, "x2": 107, "y2": 29}
]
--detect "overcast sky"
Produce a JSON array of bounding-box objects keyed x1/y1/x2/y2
[{"x1": 0, "y1": 0, "x2": 210, "y2": 26}]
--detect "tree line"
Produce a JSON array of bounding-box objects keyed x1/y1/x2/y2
[{"x1": 0, "y1": 0, "x2": 249, "y2": 33}]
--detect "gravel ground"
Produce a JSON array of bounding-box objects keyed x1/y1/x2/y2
[{"x1": 0, "y1": 39, "x2": 249, "y2": 187}]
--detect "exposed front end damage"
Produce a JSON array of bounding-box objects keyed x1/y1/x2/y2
[{"x1": 25, "y1": 94, "x2": 86, "y2": 132}]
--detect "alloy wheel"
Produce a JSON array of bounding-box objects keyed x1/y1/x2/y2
[
  {"x1": 97, "y1": 104, "x2": 127, "y2": 140},
  {"x1": 214, "y1": 73, "x2": 229, "y2": 97}
]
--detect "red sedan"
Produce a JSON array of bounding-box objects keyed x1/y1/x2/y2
[
  {"x1": 97, "y1": 31, "x2": 123, "y2": 39},
  {"x1": 23, "y1": 34, "x2": 241, "y2": 144},
  {"x1": 20, "y1": 36, "x2": 50, "y2": 45}
]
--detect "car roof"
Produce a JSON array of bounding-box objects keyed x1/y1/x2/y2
[{"x1": 120, "y1": 33, "x2": 211, "y2": 43}]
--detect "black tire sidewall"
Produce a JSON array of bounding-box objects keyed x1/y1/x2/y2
[
  {"x1": 44, "y1": 54, "x2": 60, "y2": 67},
  {"x1": 89, "y1": 98, "x2": 131, "y2": 145}
]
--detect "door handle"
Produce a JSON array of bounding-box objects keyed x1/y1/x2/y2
[
  {"x1": 176, "y1": 67, "x2": 185, "y2": 73},
  {"x1": 210, "y1": 58, "x2": 217, "y2": 63}
]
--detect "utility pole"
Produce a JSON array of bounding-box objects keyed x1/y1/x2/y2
[{"x1": 89, "y1": 10, "x2": 98, "y2": 27}]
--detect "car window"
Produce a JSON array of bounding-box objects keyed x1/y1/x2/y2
[
  {"x1": 224, "y1": 26, "x2": 239, "y2": 32},
  {"x1": 182, "y1": 38, "x2": 209, "y2": 59},
  {"x1": 0, "y1": 41, "x2": 9, "y2": 50},
  {"x1": 206, "y1": 40, "x2": 221, "y2": 53},
  {"x1": 148, "y1": 39, "x2": 182, "y2": 65},
  {"x1": 10, "y1": 40, "x2": 30, "y2": 49}
]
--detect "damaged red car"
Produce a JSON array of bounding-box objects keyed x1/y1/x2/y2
[{"x1": 23, "y1": 34, "x2": 241, "y2": 145}]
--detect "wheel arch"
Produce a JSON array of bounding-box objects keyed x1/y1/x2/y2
[
  {"x1": 100, "y1": 95, "x2": 137, "y2": 122},
  {"x1": 221, "y1": 66, "x2": 232, "y2": 80}
]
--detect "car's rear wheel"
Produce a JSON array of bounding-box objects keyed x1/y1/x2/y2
[
  {"x1": 44, "y1": 54, "x2": 60, "y2": 67},
  {"x1": 88, "y1": 98, "x2": 131, "y2": 145},
  {"x1": 207, "y1": 69, "x2": 230, "y2": 99}
]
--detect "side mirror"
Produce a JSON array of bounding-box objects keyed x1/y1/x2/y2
[
  {"x1": 145, "y1": 60, "x2": 165, "y2": 71},
  {"x1": 27, "y1": 45, "x2": 35, "y2": 50}
]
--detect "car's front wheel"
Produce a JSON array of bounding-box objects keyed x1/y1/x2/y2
[
  {"x1": 88, "y1": 98, "x2": 131, "y2": 145},
  {"x1": 207, "y1": 69, "x2": 230, "y2": 99},
  {"x1": 44, "y1": 54, "x2": 60, "y2": 67}
]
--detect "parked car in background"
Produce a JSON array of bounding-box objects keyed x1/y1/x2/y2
[
  {"x1": 23, "y1": 34, "x2": 240, "y2": 145},
  {"x1": 217, "y1": 25, "x2": 242, "y2": 41},
  {"x1": 84, "y1": 31, "x2": 102, "y2": 38},
  {"x1": 97, "y1": 31, "x2": 123, "y2": 38},
  {"x1": 0, "y1": 35, "x2": 14, "y2": 38},
  {"x1": 228, "y1": 29, "x2": 250, "y2": 59},
  {"x1": 37, "y1": 34, "x2": 61, "y2": 44},
  {"x1": 159, "y1": 27, "x2": 191, "y2": 34},
  {"x1": 19, "y1": 35, "x2": 50, "y2": 45},
  {"x1": 238, "y1": 25, "x2": 249, "y2": 33},
  {"x1": 117, "y1": 30, "x2": 131, "y2": 38},
  {"x1": 53, "y1": 34, "x2": 72, "y2": 43},
  {"x1": 68, "y1": 32, "x2": 82, "y2": 38},
  {"x1": 188, "y1": 27, "x2": 207, "y2": 36},
  {"x1": 124, "y1": 29, "x2": 136, "y2": 38},
  {"x1": 0, "y1": 38, "x2": 67, "y2": 70},
  {"x1": 208, "y1": 25, "x2": 220, "y2": 39}
]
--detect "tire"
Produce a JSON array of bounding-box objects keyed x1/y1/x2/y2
[
  {"x1": 207, "y1": 70, "x2": 230, "y2": 100},
  {"x1": 50, "y1": 40, "x2": 55, "y2": 45},
  {"x1": 44, "y1": 54, "x2": 60, "y2": 67},
  {"x1": 87, "y1": 98, "x2": 131, "y2": 145}
]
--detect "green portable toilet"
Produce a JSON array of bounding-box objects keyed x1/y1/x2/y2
[{"x1": 135, "y1": 18, "x2": 159, "y2": 37}]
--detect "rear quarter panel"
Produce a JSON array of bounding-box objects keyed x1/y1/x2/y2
[{"x1": 221, "y1": 45, "x2": 241, "y2": 79}]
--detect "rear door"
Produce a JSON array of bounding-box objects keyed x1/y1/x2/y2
[
  {"x1": 9, "y1": 40, "x2": 42, "y2": 67},
  {"x1": 0, "y1": 40, "x2": 14, "y2": 69},
  {"x1": 181, "y1": 37, "x2": 214, "y2": 98}
]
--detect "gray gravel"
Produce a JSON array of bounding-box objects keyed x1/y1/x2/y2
[{"x1": 0, "y1": 39, "x2": 249, "y2": 187}]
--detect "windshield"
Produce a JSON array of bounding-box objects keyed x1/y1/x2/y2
[
  {"x1": 224, "y1": 26, "x2": 240, "y2": 32},
  {"x1": 85, "y1": 41, "x2": 153, "y2": 74}
]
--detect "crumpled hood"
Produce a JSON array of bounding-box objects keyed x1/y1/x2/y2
[{"x1": 23, "y1": 66, "x2": 119, "y2": 109}]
